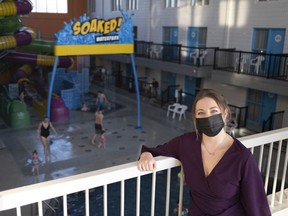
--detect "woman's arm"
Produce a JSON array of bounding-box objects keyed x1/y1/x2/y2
[
  {"x1": 137, "y1": 152, "x2": 156, "y2": 171},
  {"x1": 137, "y1": 133, "x2": 192, "y2": 172},
  {"x1": 37, "y1": 123, "x2": 41, "y2": 137},
  {"x1": 240, "y1": 154, "x2": 271, "y2": 215},
  {"x1": 49, "y1": 122, "x2": 57, "y2": 135}
]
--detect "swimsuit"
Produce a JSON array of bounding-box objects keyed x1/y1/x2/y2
[
  {"x1": 95, "y1": 123, "x2": 102, "y2": 133},
  {"x1": 40, "y1": 123, "x2": 50, "y2": 138}
]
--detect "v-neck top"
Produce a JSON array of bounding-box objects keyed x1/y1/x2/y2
[{"x1": 140, "y1": 132, "x2": 271, "y2": 216}]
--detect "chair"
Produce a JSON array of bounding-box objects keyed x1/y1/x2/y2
[
  {"x1": 167, "y1": 103, "x2": 181, "y2": 118},
  {"x1": 250, "y1": 55, "x2": 265, "y2": 74},
  {"x1": 199, "y1": 50, "x2": 208, "y2": 65},
  {"x1": 235, "y1": 55, "x2": 248, "y2": 72},
  {"x1": 189, "y1": 49, "x2": 199, "y2": 65},
  {"x1": 175, "y1": 105, "x2": 188, "y2": 121},
  {"x1": 148, "y1": 45, "x2": 163, "y2": 59}
]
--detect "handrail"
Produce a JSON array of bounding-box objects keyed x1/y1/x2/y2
[
  {"x1": 43, "y1": 200, "x2": 56, "y2": 215},
  {"x1": 1, "y1": 128, "x2": 288, "y2": 215},
  {"x1": 262, "y1": 110, "x2": 285, "y2": 132},
  {"x1": 135, "y1": 41, "x2": 288, "y2": 82},
  {"x1": 0, "y1": 157, "x2": 182, "y2": 215}
]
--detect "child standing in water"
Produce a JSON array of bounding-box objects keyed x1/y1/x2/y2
[
  {"x1": 98, "y1": 130, "x2": 106, "y2": 148},
  {"x1": 30, "y1": 150, "x2": 42, "y2": 176}
]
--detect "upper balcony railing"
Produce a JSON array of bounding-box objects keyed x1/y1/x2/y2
[
  {"x1": 134, "y1": 41, "x2": 288, "y2": 82},
  {"x1": 214, "y1": 49, "x2": 288, "y2": 81},
  {"x1": 1, "y1": 128, "x2": 288, "y2": 216},
  {"x1": 134, "y1": 40, "x2": 216, "y2": 67}
]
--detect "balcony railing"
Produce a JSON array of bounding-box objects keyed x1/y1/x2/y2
[
  {"x1": 214, "y1": 49, "x2": 288, "y2": 81},
  {"x1": 134, "y1": 41, "x2": 288, "y2": 83},
  {"x1": 1, "y1": 128, "x2": 288, "y2": 216},
  {"x1": 134, "y1": 40, "x2": 216, "y2": 67}
]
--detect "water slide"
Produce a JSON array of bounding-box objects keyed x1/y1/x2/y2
[
  {"x1": 0, "y1": 0, "x2": 71, "y2": 126},
  {"x1": 0, "y1": 0, "x2": 73, "y2": 68}
]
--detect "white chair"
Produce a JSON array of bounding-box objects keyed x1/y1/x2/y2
[
  {"x1": 250, "y1": 55, "x2": 265, "y2": 74},
  {"x1": 235, "y1": 55, "x2": 248, "y2": 72},
  {"x1": 199, "y1": 50, "x2": 208, "y2": 65},
  {"x1": 190, "y1": 49, "x2": 199, "y2": 65},
  {"x1": 175, "y1": 105, "x2": 188, "y2": 121},
  {"x1": 148, "y1": 45, "x2": 163, "y2": 59},
  {"x1": 167, "y1": 103, "x2": 181, "y2": 118}
]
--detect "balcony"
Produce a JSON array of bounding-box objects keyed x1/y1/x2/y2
[
  {"x1": 98, "y1": 41, "x2": 288, "y2": 95},
  {"x1": 0, "y1": 127, "x2": 288, "y2": 216}
]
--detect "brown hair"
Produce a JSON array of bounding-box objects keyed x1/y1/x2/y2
[{"x1": 191, "y1": 89, "x2": 231, "y2": 127}]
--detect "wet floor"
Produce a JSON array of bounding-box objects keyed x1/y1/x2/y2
[{"x1": 0, "y1": 86, "x2": 194, "y2": 192}]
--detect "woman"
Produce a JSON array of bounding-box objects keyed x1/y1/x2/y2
[
  {"x1": 37, "y1": 115, "x2": 57, "y2": 162},
  {"x1": 138, "y1": 89, "x2": 271, "y2": 216}
]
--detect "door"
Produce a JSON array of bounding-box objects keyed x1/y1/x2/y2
[
  {"x1": 184, "y1": 76, "x2": 196, "y2": 109},
  {"x1": 187, "y1": 27, "x2": 200, "y2": 47},
  {"x1": 252, "y1": 28, "x2": 285, "y2": 76},
  {"x1": 187, "y1": 27, "x2": 207, "y2": 63},
  {"x1": 163, "y1": 27, "x2": 178, "y2": 60},
  {"x1": 267, "y1": 29, "x2": 286, "y2": 76},
  {"x1": 167, "y1": 72, "x2": 176, "y2": 100},
  {"x1": 246, "y1": 89, "x2": 276, "y2": 132}
]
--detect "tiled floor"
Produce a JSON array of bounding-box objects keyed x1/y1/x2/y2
[
  {"x1": 0, "y1": 82, "x2": 255, "y2": 194},
  {"x1": 0, "y1": 85, "x2": 194, "y2": 192}
]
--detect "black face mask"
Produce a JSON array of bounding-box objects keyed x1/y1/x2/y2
[{"x1": 196, "y1": 113, "x2": 225, "y2": 137}]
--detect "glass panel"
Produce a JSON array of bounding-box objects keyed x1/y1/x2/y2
[
  {"x1": 253, "y1": 29, "x2": 268, "y2": 51},
  {"x1": 198, "y1": 27, "x2": 207, "y2": 47},
  {"x1": 31, "y1": 0, "x2": 67, "y2": 13},
  {"x1": 57, "y1": 0, "x2": 68, "y2": 13},
  {"x1": 165, "y1": 0, "x2": 170, "y2": 8},
  {"x1": 47, "y1": 0, "x2": 57, "y2": 13},
  {"x1": 196, "y1": 0, "x2": 202, "y2": 6},
  {"x1": 163, "y1": 27, "x2": 171, "y2": 43}
]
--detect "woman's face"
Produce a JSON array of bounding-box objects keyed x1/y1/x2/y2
[
  {"x1": 195, "y1": 97, "x2": 222, "y2": 119},
  {"x1": 43, "y1": 117, "x2": 48, "y2": 123}
]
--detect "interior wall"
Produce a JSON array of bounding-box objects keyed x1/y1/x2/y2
[{"x1": 21, "y1": 0, "x2": 87, "y2": 40}]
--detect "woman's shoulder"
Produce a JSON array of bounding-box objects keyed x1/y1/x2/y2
[
  {"x1": 231, "y1": 138, "x2": 253, "y2": 158},
  {"x1": 181, "y1": 131, "x2": 197, "y2": 138}
]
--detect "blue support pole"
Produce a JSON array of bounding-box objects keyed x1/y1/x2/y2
[
  {"x1": 47, "y1": 56, "x2": 59, "y2": 120},
  {"x1": 130, "y1": 54, "x2": 141, "y2": 128}
]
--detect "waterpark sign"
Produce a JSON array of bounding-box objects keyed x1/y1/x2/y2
[
  {"x1": 54, "y1": 11, "x2": 134, "y2": 56},
  {"x1": 72, "y1": 17, "x2": 123, "y2": 43}
]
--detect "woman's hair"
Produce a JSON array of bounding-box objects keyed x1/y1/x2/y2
[{"x1": 191, "y1": 88, "x2": 231, "y2": 128}]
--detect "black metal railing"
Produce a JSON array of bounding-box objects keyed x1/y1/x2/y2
[
  {"x1": 134, "y1": 40, "x2": 216, "y2": 67},
  {"x1": 228, "y1": 104, "x2": 248, "y2": 129},
  {"x1": 134, "y1": 41, "x2": 288, "y2": 82},
  {"x1": 214, "y1": 49, "x2": 288, "y2": 80},
  {"x1": 262, "y1": 110, "x2": 285, "y2": 132}
]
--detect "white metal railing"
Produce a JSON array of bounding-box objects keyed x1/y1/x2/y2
[{"x1": 0, "y1": 127, "x2": 288, "y2": 216}]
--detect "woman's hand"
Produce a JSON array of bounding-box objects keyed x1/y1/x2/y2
[{"x1": 137, "y1": 152, "x2": 156, "y2": 171}]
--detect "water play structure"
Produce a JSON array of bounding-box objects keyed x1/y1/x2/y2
[{"x1": 0, "y1": 0, "x2": 73, "y2": 127}]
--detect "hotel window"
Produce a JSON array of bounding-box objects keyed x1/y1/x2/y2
[
  {"x1": 31, "y1": 0, "x2": 68, "y2": 13},
  {"x1": 112, "y1": 0, "x2": 121, "y2": 11},
  {"x1": 87, "y1": 0, "x2": 96, "y2": 14},
  {"x1": 165, "y1": 0, "x2": 181, "y2": 8},
  {"x1": 198, "y1": 28, "x2": 207, "y2": 47},
  {"x1": 127, "y1": 0, "x2": 138, "y2": 10},
  {"x1": 191, "y1": 0, "x2": 209, "y2": 6}
]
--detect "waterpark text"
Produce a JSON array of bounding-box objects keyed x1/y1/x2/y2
[{"x1": 72, "y1": 17, "x2": 123, "y2": 36}]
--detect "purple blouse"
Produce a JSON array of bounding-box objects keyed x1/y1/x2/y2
[{"x1": 141, "y1": 132, "x2": 271, "y2": 216}]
